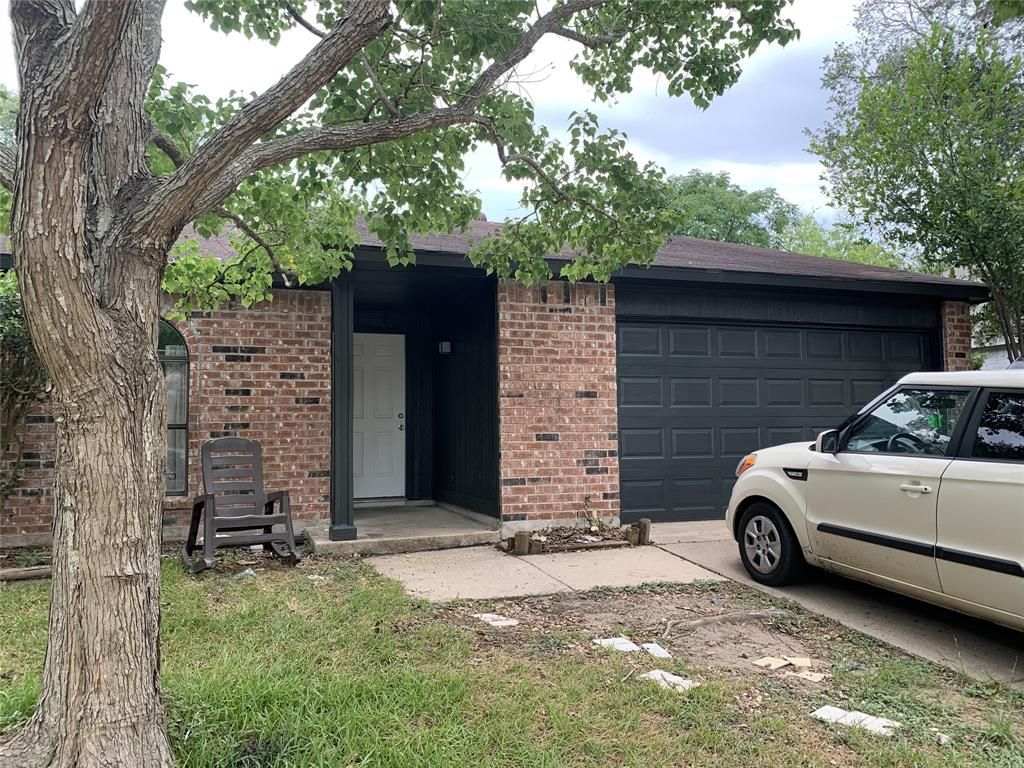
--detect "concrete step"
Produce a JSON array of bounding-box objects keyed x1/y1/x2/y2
[{"x1": 306, "y1": 526, "x2": 500, "y2": 557}]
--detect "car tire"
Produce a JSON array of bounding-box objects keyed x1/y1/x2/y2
[{"x1": 737, "y1": 502, "x2": 806, "y2": 586}]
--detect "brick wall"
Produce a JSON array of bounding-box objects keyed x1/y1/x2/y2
[
  {"x1": 497, "y1": 280, "x2": 620, "y2": 532},
  {"x1": 1, "y1": 289, "x2": 332, "y2": 546},
  {"x1": 942, "y1": 301, "x2": 972, "y2": 372}
]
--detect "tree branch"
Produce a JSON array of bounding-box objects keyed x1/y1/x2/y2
[
  {"x1": 149, "y1": 125, "x2": 185, "y2": 169},
  {"x1": 142, "y1": 0, "x2": 391, "y2": 233},
  {"x1": 552, "y1": 26, "x2": 622, "y2": 49},
  {"x1": 188, "y1": 107, "x2": 476, "y2": 217},
  {"x1": 46, "y1": 0, "x2": 143, "y2": 129},
  {"x1": 216, "y1": 207, "x2": 292, "y2": 285},
  {"x1": 360, "y1": 52, "x2": 400, "y2": 117},
  {"x1": 285, "y1": 2, "x2": 326, "y2": 38}
]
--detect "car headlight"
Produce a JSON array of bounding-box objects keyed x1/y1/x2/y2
[{"x1": 735, "y1": 453, "x2": 757, "y2": 477}]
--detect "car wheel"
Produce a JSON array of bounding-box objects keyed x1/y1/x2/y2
[{"x1": 737, "y1": 502, "x2": 805, "y2": 586}]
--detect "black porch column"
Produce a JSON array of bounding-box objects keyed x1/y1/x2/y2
[{"x1": 329, "y1": 276, "x2": 357, "y2": 540}]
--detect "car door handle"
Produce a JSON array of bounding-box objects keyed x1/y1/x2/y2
[{"x1": 898, "y1": 483, "x2": 932, "y2": 494}]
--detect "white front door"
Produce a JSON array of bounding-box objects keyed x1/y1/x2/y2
[{"x1": 353, "y1": 333, "x2": 405, "y2": 499}]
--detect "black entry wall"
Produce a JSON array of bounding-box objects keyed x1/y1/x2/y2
[
  {"x1": 433, "y1": 287, "x2": 499, "y2": 516},
  {"x1": 350, "y1": 262, "x2": 498, "y2": 518}
]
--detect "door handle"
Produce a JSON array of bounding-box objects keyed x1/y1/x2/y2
[{"x1": 899, "y1": 483, "x2": 932, "y2": 494}]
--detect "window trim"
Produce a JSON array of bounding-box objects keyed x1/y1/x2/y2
[
  {"x1": 954, "y1": 388, "x2": 1024, "y2": 465},
  {"x1": 837, "y1": 385, "x2": 980, "y2": 460},
  {"x1": 158, "y1": 320, "x2": 188, "y2": 497}
]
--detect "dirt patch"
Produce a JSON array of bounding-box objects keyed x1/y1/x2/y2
[{"x1": 446, "y1": 581, "x2": 848, "y2": 679}]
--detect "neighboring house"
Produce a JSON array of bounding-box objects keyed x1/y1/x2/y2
[
  {"x1": 974, "y1": 337, "x2": 1014, "y2": 370},
  {"x1": 1, "y1": 221, "x2": 987, "y2": 546}
]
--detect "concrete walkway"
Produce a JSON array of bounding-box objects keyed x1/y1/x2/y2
[
  {"x1": 653, "y1": 521, "x2": 1024, "y2": 686},
  {"x1": 370, "y1": 543, "x2": 723, "y2": 602}
]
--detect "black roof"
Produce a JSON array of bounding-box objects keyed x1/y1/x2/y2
[{"x1": 0, "y1": 221, "x2": 989, "y2": 301}]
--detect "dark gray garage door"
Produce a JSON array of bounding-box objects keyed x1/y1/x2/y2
[{"x1": 617, "y1": 321, "x2": 934, "y2": 523}]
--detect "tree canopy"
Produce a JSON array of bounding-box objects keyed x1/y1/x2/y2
[
  {"x1": 811, "y1": 27, "x2": 1024, "y2": 360},
  {"x1": 663, "y1": 169, "x2": 798, "y2": 249},
  {"x1": 142, "y1": 1, "x2": 800, "y2": 314},
  {"x1": 778, "y1": 215, "x2": 908, "y2": 269}
]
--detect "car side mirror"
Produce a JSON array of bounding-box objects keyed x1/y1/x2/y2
[{"x1": 815, "y1": 429, "x2": 840, "y2": 454}]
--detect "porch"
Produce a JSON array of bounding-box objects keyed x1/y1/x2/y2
[
  {"x1": 307, "y1": 501, "x2": 499, "y2": 556},
  {"x1": 327, "y1": 258, "x2": 500, "y2": 541}
]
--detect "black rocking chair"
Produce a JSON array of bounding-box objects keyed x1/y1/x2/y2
[{"x1": 181, "y1": 437, "x2": 303, "y2": 573}]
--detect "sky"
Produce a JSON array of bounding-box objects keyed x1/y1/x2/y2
[{"x1": 0, "y1": 0, "x2": 858, "y2": 221}]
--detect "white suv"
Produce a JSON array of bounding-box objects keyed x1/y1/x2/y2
[{"x1": 726, "y1": 370, "x2": 1024, "y2": 632}]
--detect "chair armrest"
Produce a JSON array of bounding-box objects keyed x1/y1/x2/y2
[
  {"x1": 263, "y1": 490, "x2": 290, "y2": 514},
  {"x1": 192, "y1": 493, "x2": 214, "y2": 513}
]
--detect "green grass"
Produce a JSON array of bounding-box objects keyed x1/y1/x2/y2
[{"x1": 1, "y1": 558, "x2": 1022, "y2": 767}]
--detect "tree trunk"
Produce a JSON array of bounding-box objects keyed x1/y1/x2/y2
[{"x1": 0, "y1": 290, "x2": 173, "y2": 768}]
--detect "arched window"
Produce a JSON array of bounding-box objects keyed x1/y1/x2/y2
[{"x1": 158, "y1": 320, "x2": 188, "y2": 495}]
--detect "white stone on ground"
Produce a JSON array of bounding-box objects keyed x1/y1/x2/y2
[
  {"x1": 641, "y1": 642, "x2": 672, "y2": 659},
  {"x1": 593, "y1": 637, "x2": 642, "y2": 652},
  {"x1": 641, "y1": 670, "x2": 699, "y2": 692},
  {"x1": 752, "y1": 656, "x2": 791, "y2": 670},
  {"x1": 472, "y1": 613, "x2": 520, "y2": 628},
  {"x1": 811, "y1": 705, "x2": 900, "y2": 736}
]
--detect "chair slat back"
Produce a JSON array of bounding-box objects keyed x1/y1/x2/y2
[{"x1": 201, "y1": 437, "x2": 266, "y2": 517}]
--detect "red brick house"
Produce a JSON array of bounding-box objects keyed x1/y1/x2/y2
[{"x1": 1, "y1": 222, "x2": 985, "y2": 546}]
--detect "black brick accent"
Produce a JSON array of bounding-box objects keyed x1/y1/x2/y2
[
  {"x1": 503, "y1": 513, "x2": 528, "y2": 521},
  {"x1": 25, "y1": 414, "x2": 54, "y2": 424},
  {"x1": 955, "y1": 351, "x2": 967, "y2": 358},
  {"x1": 225, "y1": 404, "x2": 249, "y2": 412},
  {"x1": 576, "y1": 458, "x2": 599, "y2": 468},
  {"x1": 213, "y1": 345, "x2": 266, "y2": 355},
  {"x1": 502, "y1": 477, "x2": 526, "y2": 487},
  {"x1": 607, "y1": 433, "x2": 618, "y2": 441},
  {"x1": 225, "y1": 388, "x2": 251, "y2": 396},
  {"x1": 535, "y1": 433, "x2": 560, "y2": 442},
  {"x1": 225, "y1": 354, "x2": 251, "y2": 363},
  {"x1": 307, "y1": 469, "x2": 330, "y2": 478},
  {"x1": 295, "y1": 397, "x2": 320, "y2": 405},
  {"x1": 223, "y1": 422, "x2": 250, "y2": 430},
  {"x1": 599, "y1": 285, "x2": 608, "y2": 306},
  {"x1": 575, "y1": 390, "x2": 598, "y2": 399},
  {"x1": 279, "y1": 372, "x2": 305, "y2": 380},
  {"x1": 209, "y1": 430, "x2": 237, "y2": 438},
  {"x1": 21, "y1": 488, "x2": 43, "y2": 497},
  {"x1": 504, "y1": 391, "x2": 525, "y2": 398},
  {"x1": 585, "y1": 467, "x2": 609, "y2": 475},
  {"x1": 539, "y1": 285, "x2": 547, "y2": 304},
  {"x1": 527, "y1": 476, "x2": 552, "y2": 484},
  {"x1": 584, "y1": 449, "x2": 608, "y2": 459},
  {"x1": 602, "y1": 491, "x2": 619, "y2": 500}
]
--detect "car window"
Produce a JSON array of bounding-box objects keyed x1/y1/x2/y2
[
  {"x1": 844, "y1": 388, "x2": 971, "y2": 456},
  {"x1": 971, "y1": 392, "x2": 1024, "y2": 462}
]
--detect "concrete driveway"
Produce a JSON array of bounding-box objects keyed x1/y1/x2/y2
[{"x1": 654, "y1": 521, "x2": 1024, "y2": 686}]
